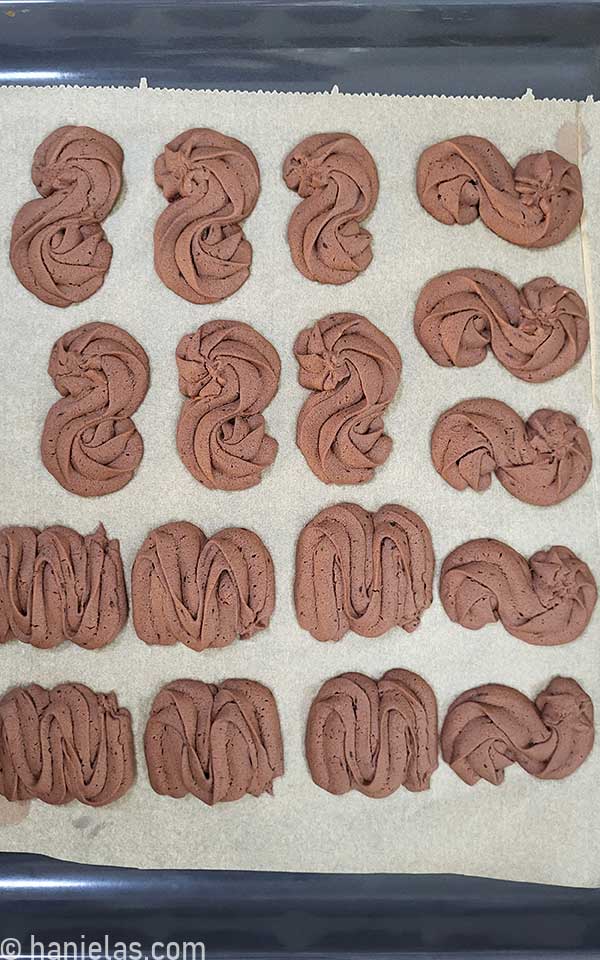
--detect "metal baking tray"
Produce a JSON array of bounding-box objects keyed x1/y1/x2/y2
[{"x1": 0, "y1": 1, "x2": 599, "y2": 956}]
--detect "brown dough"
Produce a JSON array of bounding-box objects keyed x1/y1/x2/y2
[
  {"x1": 441, "y1": 677, "x2": 594, "y2": 785},
  {"x1": 41, "y1": 321, "x2": 150, "y2": 497},
  {"x1": 144, "y1": 678, "x2": 284, "y2": 804},
  {"x1": 132, "y1": 521, "x2": 275, "y2": 651},
  {"x1": 306, "y1": 670, "x2": 438, "y2": 797},
  {"x1": 10, "y1": 125, "x2": 123, "y2": 307},
  {"x1": 154, "y1": 128, "x2": 260, "y2": 304},
  {"x1": 431, "y1": 397, "x2": 592, "y2": 506},
  {"x1": 0, "y1": 524, "x2": 127, "y2": 649},
  {"x1": 416, "y1": 135, "x2": 583, "y2": 247},
  {"x1": 414, "y1": 268, "x2": 588, "y2": 382},
  {"x1": 176, "y1": 319, "x2": 280, "y2": 490},
  {"x1": 0, "y1": 683, "x2": 135, "y2": 806},
  {"x1": 283, "y1": 133, "x2": 379, "y2": 283},
  {"x1": 294, "y1": 313, "x2": 401, "y2": 484},
  {"x1": 440, "y1": 538, "x2": 597, "y2": 646},
  {"x1": 295, "y1": 503, "x2": 434, "y2": 642}
]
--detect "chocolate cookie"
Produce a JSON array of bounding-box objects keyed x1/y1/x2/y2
[
  {"x1": 442, "y1": 677, "x2": 594, "y2": 784},
  {"x1": 306, "y1": 670, "x2": 438, "y2": 797},
  {"x1": 283, "y1": 133, "x2": 378, "y2": 283},
  {"x1": 176, "y1": 319, "x2": 279, "y2": 490},
  {"x1": 0, "y1": 524, "x2": 127, "y2": 649},
  {"x1": 154, "y1": 128, "x2": 260, "y2": 304},
  {"x1": 431, "y1": 398, "x2": 592, "y2": 506},
  {"x1": 132, "y1": 521, "x2": 275, "y2": 651},
  {"x1": 414, "y1": 268, "x2": 588, "y2": 382},
  {"x1": 0, "y1": 683, "x2": 135, "y2": 806},
  {"x1": 294, "y1": 313, "x2": 401, "y2": 484},
  {"x1": 41, "y1": 322, "x2": 150, "y2": 497},
  {"x1": 440, "y1": 538, "x2": 597, "y2": 646},
  {"x1": 417, "y1": 136, "x2": 583, "y2": 247},
  {"x1": 295, "y1": 503, "x2": 434, "y2": 642},
  {"x1": 11, "y1": 125, "x2": 123, "y2": 307},
  {"x1": 144, "y1": 678, "x2": 284, "y2": 804}
]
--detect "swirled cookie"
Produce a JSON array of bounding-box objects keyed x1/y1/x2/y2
[
  {"x1": 0, "y1": 683, "x2": 135, "y2": 806},
  {"x1": 283, "y1": 133, "x2": 379, "y2": 284},
  {"x1": 176, "y1": 319, "x2": 280, "y2": 490},
  {"x1": 306, "y1": 670, "x2": 438, "y2": 797},
  {"x1": 0, "y1": 523, "x2": 127, "y2": 649},
  {"x1": 416, "y1": 136, "x2": 583, "y2": 247},
  {"x1": 144, "y1": 678, "x2": 284, "y2": 804},
  {"x1": 294, "y1": 313, "x2": 401, "y2": 484},
  {"x1": 440, "y1": 538, "x2": 597, "y2": 646},
  {"x1": 10, "y1": 126, "x2": 123, "y2": 307},
  {"x1": 132, "y1": 521, "x2": 274, "y2": 651},
  {"x1": 295, "y1": 503, "x2": 434, "y2": 642},
  {"x1": 441, "y1": 677, "x2": 594, "y2": 785},
  {"x1": 154, "y1": 128, "x2": 260, "y2": 303},
  {"x1": 41, "y1": 321, "x2": 150, "y2": 497},
  {"x1": 414, "y1": 269, "x2": 589, "y2": 382},
  {"x1": 431, "y1": 398, "x2": 591, "y2": 506}
]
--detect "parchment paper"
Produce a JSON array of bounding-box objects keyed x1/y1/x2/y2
[{"x1": 0, "y1": 84, "x2": 597, "y2": 885}]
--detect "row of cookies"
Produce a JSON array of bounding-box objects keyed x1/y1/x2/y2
[
  {"x1": 0, "y1": 670, "x2": 592, "y2": 808},
  {"x1": 13, "y1": 126, "x2": 583, "y2": 309},
  {"x1": 1, "y1": 510, "x2": 595, "y2": 651}
]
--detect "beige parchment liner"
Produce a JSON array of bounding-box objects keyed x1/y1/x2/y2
[{"x1": 0, "y1": 83, "x2": 598, "y2": 885}]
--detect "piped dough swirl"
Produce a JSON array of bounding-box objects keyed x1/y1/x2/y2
[
  {"x1": 0, "y1": 683, "x2": 135, "y2": 806},
  {"x1": 154, "y1": 128, "x2": 260, "y2": 303},
  {"x1": 294, "y1": 313, "x2": 401, "y2": 484},
  {"x1": 431, "y1": 398, "x2": 592, "y2": 506},
  {"x1": 416, "y1": 136, "x2": 583, "y2": 248},
  {"x1": 440, "y1": 538, "x2": 597, "y2": 646},
  {"x1": 295, "y1": 503, "x2": 434, "y2": 643},
  {"x1": 441, "y1": 677, "x2": 594, "y2": 785},
  {"x1": 41, "y1": 321, "x2": 150, "y2": 497},
  {"x1": 0, "y1": 523, "x2": 127, "y2": 650},
  {"x1": 132, "y1": 521, "x2": 275, "y2": 651},
  {"x1": 414, "y1": 268, "x2": 589, "y2": 382},
  {"x1": 306, "y1": 670, "x2": 438, "y2": 797},
  {"x1": 144, "y1": 678, "x2": 284, "y2": 805},
  {"x1": 176, "y1": 319, "x2": 280, "y2": 490},
  {"x1": 10, "y1": 125, "x2": 123, "y2": 307},
  {"x1": 283, "y1": 133, "x2": 379, "y2": 283}
]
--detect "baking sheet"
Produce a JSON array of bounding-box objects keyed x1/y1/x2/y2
[{"x1": 0, "y1": 84, "x2": 597, "y2": 885}]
